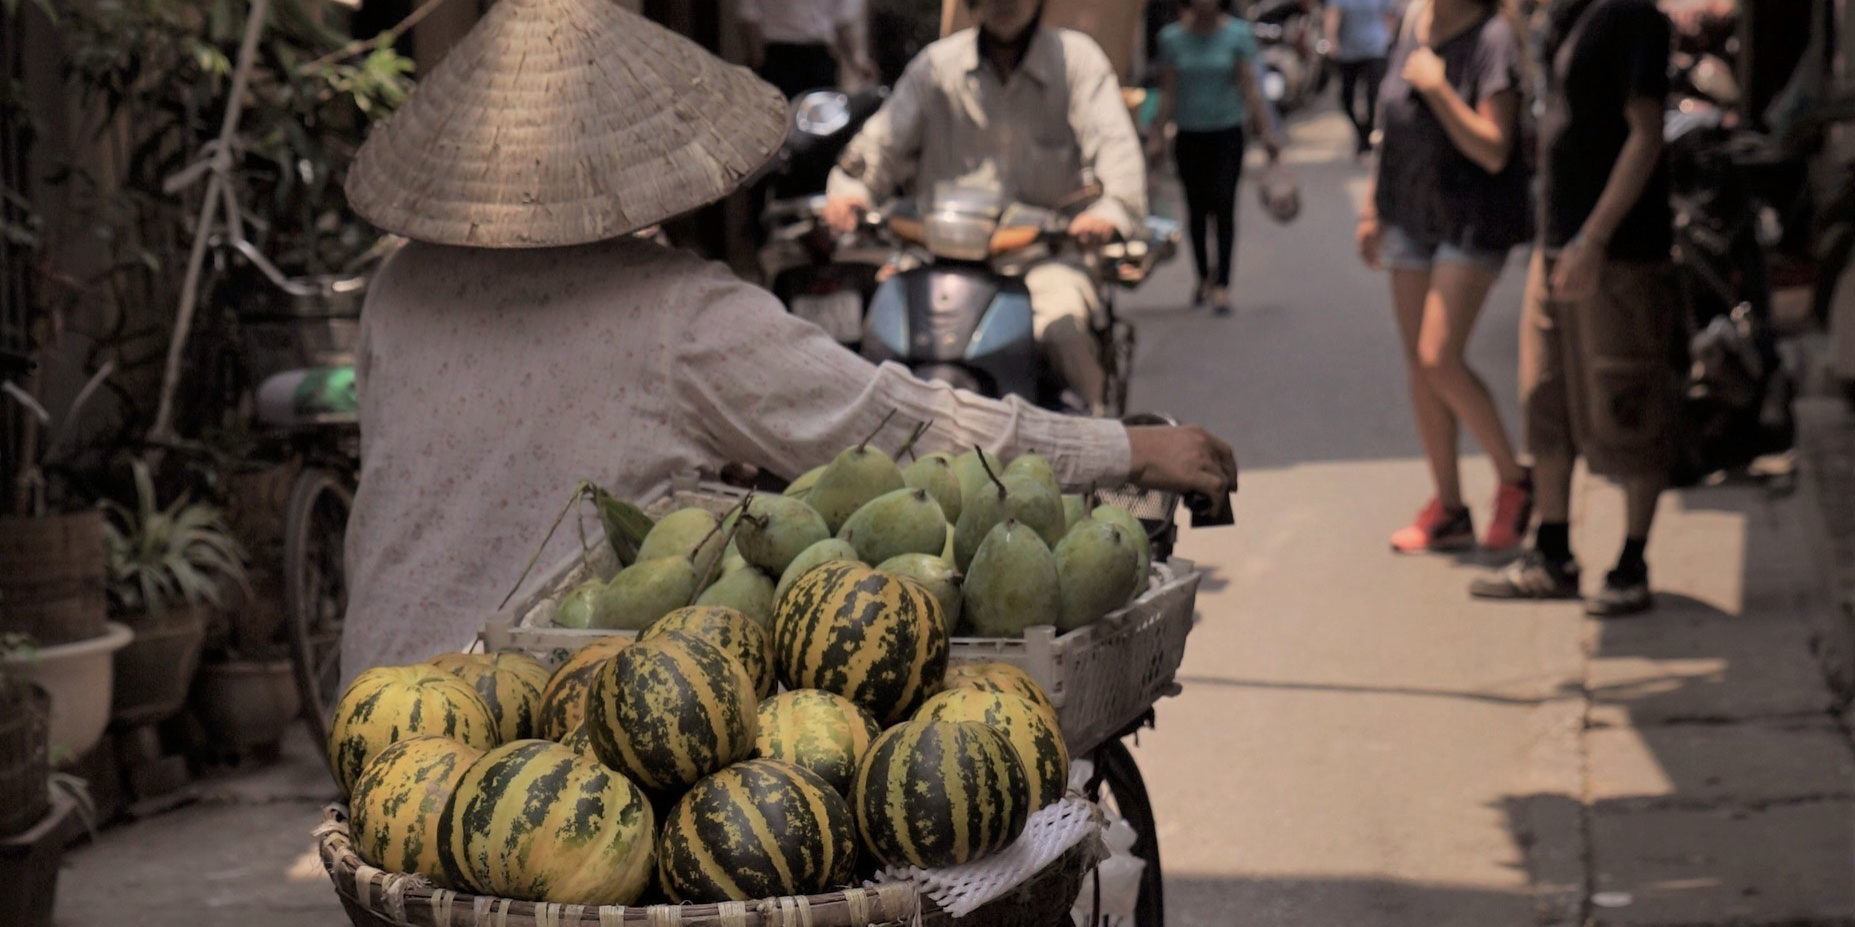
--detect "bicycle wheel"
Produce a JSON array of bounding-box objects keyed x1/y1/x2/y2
[
  {"x1": 284, "y1": 466, "x2": 354, "y2": 757},
  {"x1": 1087, "y1": 738, "x2": 1165, "y2": 927}
]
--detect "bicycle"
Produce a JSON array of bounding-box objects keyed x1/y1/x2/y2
[
  {"x1": 1073, "y1": 430, "x2": 1226, "y2": 927},
  {"x1": 166, "y1": 163, "x2": 371, "y2": 759}
]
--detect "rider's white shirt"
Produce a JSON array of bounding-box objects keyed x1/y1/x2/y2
[{"x1": 827, "y1": 26, "x2": 1146, "y2": 235}]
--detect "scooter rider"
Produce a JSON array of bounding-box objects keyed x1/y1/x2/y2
[{"x1": 820, "y1": 0, "x2": 1146, "y2": 415}]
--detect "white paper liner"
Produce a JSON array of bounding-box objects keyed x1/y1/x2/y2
[{"x1": 868, "y1": 797, "x2": 1102, "y2": 918}]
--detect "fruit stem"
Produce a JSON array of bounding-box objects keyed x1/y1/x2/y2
[
  {"x1": 974, "y1": 445, "x2": 1007, "y2": 498},
  {"x1": 859, "y1": 409, "x2": 899, "y2": 452},
  {"x1": 897, "y1": 419, "x2": 934, "y2": 461},
  {"x1": 500, "y1": 481, "x2": 593, "y2": 610},
  {"x1": 687, "y1": 492, "x2": 752, "y2": 606}
]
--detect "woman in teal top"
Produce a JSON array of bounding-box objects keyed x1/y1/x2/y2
[{"x1": 1151, "y1": 0, "x2": 1283, "y2": 314}]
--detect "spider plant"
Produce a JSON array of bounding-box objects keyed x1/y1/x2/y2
[{"x1": 101, "y1": 460, "x2": 250, "y2": 618}]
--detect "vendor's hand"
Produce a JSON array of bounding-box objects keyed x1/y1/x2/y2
[
  {"x1": 1127, "y1": 424, "x2": 1239, "y2": 499},
  {"x1": 1263, "y1": 135, "x2": 1284, "y2": 162},
  {"x1": 1356, "y1": 212, "x2": 1383, "y2": 270},
  {"x1": 1402, "y1": 47, "x2": 1447, "y2": 96},
  {"x1": 1068, "y1": 213, "x2": 1119, "y2": 246},
  {"x1": 821, "y1": 195, "x2": 871, "y2": 235},
  {"x1": 1550, "y1": 234, "x2": 1603, "y2": 301}
]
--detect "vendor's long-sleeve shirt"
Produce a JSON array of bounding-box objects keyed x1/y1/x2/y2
[
  {"x1": 826, "y1": 27, "x2": 1146, "y2": 235},
  {"x1": 342, "y1": 237, "x2": 1130, "y2": 679}
]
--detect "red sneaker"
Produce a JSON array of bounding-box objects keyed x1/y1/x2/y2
[
  {"x1": 1483, "y1": 479, "x2": 1534, "y2": 552},
  {"x1": 1390, "y1": 499, "x2": 1475, "y2": 554}
]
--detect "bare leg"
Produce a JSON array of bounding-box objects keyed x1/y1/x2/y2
[
  {"x1": 1414, "y1": 261, "x2": 1528, "y2": 486},
  {"x1": 1391, "y1": 268, "x2": 1463, "y2": 508},
  {"x1": 1622, "y1": 473, "x2": 1662, "y2": 539}
]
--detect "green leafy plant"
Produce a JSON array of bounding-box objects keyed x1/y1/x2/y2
[
  {"x1": 101, "y1": 459, "x2": 250, "y2": 617},
  {"x1": 1, "y1": 0, "x2": 414, "y2": 508},
  {"x1": 48, "y1": 771, "x2": 98, "y2": 836}
]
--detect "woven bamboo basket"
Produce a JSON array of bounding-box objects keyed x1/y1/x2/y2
[
  {"x1": 316, "y1": 806, "x2": 1095, "y2": 927},
  {"x1": 0, "y1": 686, "x2": 50, "y2": 837}
]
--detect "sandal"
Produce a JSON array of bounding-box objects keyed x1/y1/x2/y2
[{"x1": 1210, "y1": 286, "x2": 1232, "y2": 316}]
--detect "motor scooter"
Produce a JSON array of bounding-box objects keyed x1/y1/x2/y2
[
  {"x1": 1664, "y1": 61, "x2": 1798, "y2": 483},
  {"x1": 848, "y1": 183, "x2": 1180, "y2": 417},
  {"x1": 1251, "y1": 0, "x2": 1326, "y2": 114}
]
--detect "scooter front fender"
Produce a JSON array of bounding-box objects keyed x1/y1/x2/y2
[{"x1": 861, "y1": 265, "x2": 1039, "y2": 401}]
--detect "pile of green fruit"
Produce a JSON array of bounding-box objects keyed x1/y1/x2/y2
[{"x1": 552, "y1": 438, "x2": 1155, "y2": 638}]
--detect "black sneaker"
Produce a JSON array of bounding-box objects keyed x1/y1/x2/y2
[
  {"x1": 1586, "y1": 569, "x2": 1653, "y2": 616},
  {"x1": 1469, "y1": 549, "x2": 1581, "y2": 600}
]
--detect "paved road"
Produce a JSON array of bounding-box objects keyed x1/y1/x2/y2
[
  {"x1": 54, "y1": 106, "x2": 1854, "y2": 927},
  {"x1": 1118, "y1": 107, "x2": 1584, "y2": 926},
  {"x1": 1121, "y1": 107, "x2": 1855, "y2": 926}
]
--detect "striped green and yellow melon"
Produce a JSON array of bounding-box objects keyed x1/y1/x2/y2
[
  {"x1": 559, "y1": 722, "x2": 598, "y2": 762},
  {"x1": 430, "y1": 651, "x2": 550, "y2": 742},
  {"x1": 657, "y1": 758, "x2": 857, "y2": 902},
  {"x1": 640, "y1": 606, "x2": 776, "y2": 698},
  {"x1": 537, "y1": 634, "x2": 630, "y2": 741},
  {"x1": 943, "y1": 662, "x2": 1059, "y2": 727},
  {"x1": 916, "y1": 688, "x2": 1069, "y2": 809},
  {"x1": 754, "y1": 690, "x2": 881, "y2": 796},
  {"x1": 348, "y1": 735, "x2": 483, "y2": 883},
  {"x1": 584, "y1": 630, "x2": 758, "y2": 793},
  {"x1": 851, "y1": 719, "x2": 1031, "y2": 868},
  {"x1": 439, "y1": 739, "x2": 655, "y2": 905},
  {"x1": 773, "y1": 562, "x2": 949, "y2": 725},
  {"x1": 328, "y1": 664, "x2": 498, "y2": 797}
]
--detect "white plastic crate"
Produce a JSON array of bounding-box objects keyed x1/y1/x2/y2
[{"x1": 478, "y1": 479, "x2": 1202, "y2": 754}]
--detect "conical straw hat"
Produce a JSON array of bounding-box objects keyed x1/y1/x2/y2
[{"x1": 345, "y1": 0, "x2": 789, "y2": 248}]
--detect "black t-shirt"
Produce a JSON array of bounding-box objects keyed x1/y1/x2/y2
[
  {"x1": 1375, "y1": 11, "x2": 1532, "y2": 252},
  {"x1": 1538, "y1": 0, "x2": 1673, "y2": 260}
]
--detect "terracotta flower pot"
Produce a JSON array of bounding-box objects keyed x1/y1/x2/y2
[
  {"x1": 111, "y1": 606, "x2": 209, "y2": 727},
  {"x1": 192, "y1": 660, "x2": 301, "y2": 751}
]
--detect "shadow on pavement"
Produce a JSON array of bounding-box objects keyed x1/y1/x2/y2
[
  {"x1": 1164, "y1": 871, "x2": 1536, "y2": 927},
  {"x1": 1491, "y1": 479, "x2": 1855, "y2": 925}
]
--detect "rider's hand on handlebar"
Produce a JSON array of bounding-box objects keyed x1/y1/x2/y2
[
  {"x1": 1126, "y1": 424, "x2": 1240, "y2": 500},
  {"x1": 1068, "y1": 213, "x2": 1120, "y2": 247},
  {"x1": 821, "y1": 195, "x2": 871, "y2": 235}
]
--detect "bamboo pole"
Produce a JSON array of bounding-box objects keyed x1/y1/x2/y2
[{"x1": 147, "y1": 0, "x2": 273, "y2": 455}]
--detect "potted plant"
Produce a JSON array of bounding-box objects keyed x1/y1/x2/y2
[
  {"x1": 0, "y1": 634, "x2": 52, "y2": 837},
  {"x1": 0, "y1": 633, "x2": 96, "y2": 927},
  {"x1": 0, "y1": 351, "x2": 134, "y2": 762},
  {"x1": 103, "y1": 459, "x2": 250, "y2": 728}
]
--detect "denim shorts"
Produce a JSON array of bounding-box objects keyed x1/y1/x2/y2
[{"x1": 1380, "y1": 224, "x2": 1511, "y2": 273}]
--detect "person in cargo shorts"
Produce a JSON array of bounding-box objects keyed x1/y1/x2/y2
[{"x1": 1469, "y1": 0, "x2": 1678, "y2": 616}]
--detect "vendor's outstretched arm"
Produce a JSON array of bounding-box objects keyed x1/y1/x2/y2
[{"x1": 672, "y1": 275, "x2": 1236, "y2": 499}]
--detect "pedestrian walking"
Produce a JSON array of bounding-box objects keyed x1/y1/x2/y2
[
  {"x1": 1325, "y1": 0, "x2": 1400, "y2": 156},
  {"x1": 1470, "y1": 0, "x2": 1677, "y2": 615},
  {"x1": 738, "y1": 0, "x2": 875, "y2": 98},
  {"x1": 1357, "y1": 0, "x2": 1533, "y2": 554},
  {"x1": 1149, "y1": 0, "x2": 1285, "y2": 315}
]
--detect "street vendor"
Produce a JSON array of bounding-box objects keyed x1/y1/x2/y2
[{"x1": 336, "y1": 0, "x2": 1239, "y2": 681}]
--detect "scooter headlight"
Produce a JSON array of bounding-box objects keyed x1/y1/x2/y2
[
  {"x1": 793, "y1": 91, "x2": 852, "y2": 137},
  {"x1": 924, "y1": 213, "x2": 998, "y2": 262}
]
